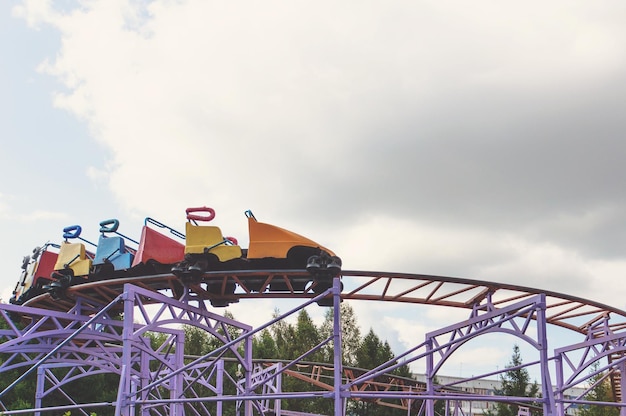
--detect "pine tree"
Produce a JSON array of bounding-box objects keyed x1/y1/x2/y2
[
  {"x1": 485, "y1": 344, "x2": 539, "y2": 416},
  {"x1": 352, "y1": 329, "x2": 409, "y2": 416},
  {"x1": 252, "y1": 329, "x2": 277, "y2": 359},
  {"x1": 294, "y1": 309, "x2": 322, "y2": 361},
  {"x1": 577, "y1": 362, "x2": 619, "y2": 416},
  {"x1": 320, "y1": 304, "x2": 361, "y2": 366}
]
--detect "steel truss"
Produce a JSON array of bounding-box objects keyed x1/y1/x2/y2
[{"x1": 1, "y1": 272, "x2": 626, "y2": 415}]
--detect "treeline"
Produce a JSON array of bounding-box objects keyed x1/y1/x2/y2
[
  {"x1": 0, "y1": 315, "x2": 119, "y2": 415},
  {"x1": 0, "y1": 304, "x2": 413, "y2": 415},
  {"x1": 183, "y1": 304, "x2": 414, "y2": 415}
]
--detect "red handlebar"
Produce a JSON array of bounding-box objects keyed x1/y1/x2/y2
[{"x1": 186, "y1": 206, "x2": 216, "y2": 222}]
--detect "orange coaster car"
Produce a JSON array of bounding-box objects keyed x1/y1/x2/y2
[{"x1": 171, "y1": 207, "x2": 342, "y2": 281}]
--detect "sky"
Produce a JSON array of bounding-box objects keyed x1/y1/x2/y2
[{"x1": 2, "y1": 0, "x2": 626, "y2": 380}]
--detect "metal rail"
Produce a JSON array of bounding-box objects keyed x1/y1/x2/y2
[
  {"x1": 23, "y1": 270, "x2": 626, "y2": 335},
  {"x1": 5, "y1": 270, "x2": 626, "y2": 415}
]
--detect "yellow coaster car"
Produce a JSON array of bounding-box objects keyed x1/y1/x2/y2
[
  {"x1": 171, "y1": 207, "x2": 341, "y2": 281},
  {"x1": 45, "y1": 225, "x2": 95, "y2": 300},
  {"x1": 12, "y1": 208, "x2": 340, "y2": 306}
]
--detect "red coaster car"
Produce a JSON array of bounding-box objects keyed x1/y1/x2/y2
[{"x1": 10, "y1": 243, "x2": 59, "y2": 305}]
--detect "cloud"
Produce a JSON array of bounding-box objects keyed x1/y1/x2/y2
[
  {"x1": 19, "y1": 1, "x2": 626, "y2": 221},
  {"x1": 0, "y1": 193, "x2": 9, "y2": 219},
  {"x1": 11, "y1": 0, "x2": 626, "y2": 332},
  {"x1": 0, "y1": 192, "x2": 67, "y2": 222}
]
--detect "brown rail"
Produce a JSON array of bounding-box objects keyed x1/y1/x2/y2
[{"x1": 23, "y1": 270, "x2": 626, "y2": 335}]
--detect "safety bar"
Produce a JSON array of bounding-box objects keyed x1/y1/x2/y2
[
  {"x1": 99, "y1": 219, "x2": 140, "y2": 245},
  {"x1": 245, "y1": 210, "x2": 256, "y2": 221},
  {"x1": 62, "y1": 225, "x2": 97, "y2": 247},
  {"x1": 145, "y1": 217, "x2": 185, "y2": 240}
]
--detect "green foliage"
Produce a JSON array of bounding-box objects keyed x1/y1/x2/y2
[
  {"x1": 356, "y1": 329, "x2": 395, "y2": 370},
  {"x1": 184, "y1": 324, "x2": 211, "y2": 356},
  {"x1": 252, "y1": 329, "x2": 277, "y2": 359},
  {"x1": 577, "y1": 362, "x2": 619, "y2": 416},
  {"x1": 0, "y1": 305, "x2": 412, "y2": 416},
  {"x1": 484, "y1": 345, "x2": 540, "y2": 416},
  {"x1": 349, "y1": 328, "x2": 409, "y2": 416},
  {"x1": 320, "y1": 304, "x2": 362, "y2": 366}
]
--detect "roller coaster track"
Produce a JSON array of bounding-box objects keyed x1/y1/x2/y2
[
  {"x1": 225, "y1": 358, "x2": 429, "y2": 412},
  {"x1": 8, "y1": 269, "x2": 626, "y2": 415},
  {"x1": 24, "y1": 269, "x2": 626, "y2": 335}
]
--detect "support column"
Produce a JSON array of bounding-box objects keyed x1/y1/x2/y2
[
  {"x1": 171, "y1": 332, "x2": 185, "y2": 416},
  {"x1": 35, "y1": 366, "x2": 44, "y2": 416},
  {"x1": 536, "y1": 294, "x2": 555, "y2": 416},
  {"x1": 140, "y1": 347, "x2": 150, "y2": 416},
  {"x1": 554, "y1": 354, "x2": 565, "y2": 416},
  {"x1": 276, "y1": 366, "x2": 282, "y2": 416},
  {"x1": 426, "y1": 338, "x2": 434, "y2": 416},
  {"x1": 244, "y1": 331, "x2": 253, "y2": 416},
  {"x1": 217, "y1": 359, "x2": 224, "y2": 416},
  {"x1": 116, "y1": 290, "x2": 136, "y2": 416},
  {"x1": 333, "y1": 275, "x2": 343, "y2": 416},
  {"x1": 619, "y1": 361, "x2": 626, "y2": 416}
]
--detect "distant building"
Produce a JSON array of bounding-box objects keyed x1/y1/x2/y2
[{"x1": 414, "y1": 374, "x2": 586, "y2": 416}]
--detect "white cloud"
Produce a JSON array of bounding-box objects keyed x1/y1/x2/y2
[
  {"x1": 18, "y1": 0, "x2": 626, "y2": 225},
  {"x1": 0, "y1": 193, "x2": 9, "y2": 219},
  {"x1": 16, "y1": 210, "x2": 69, "y2": 222},
  {"x1": 9, "y1": 0, "x2": 626, "y2": 383},
  {"x1": 12, "y1": 0, "x2": 55, "y2": 30},
  {"x1": 0, "y1": 193, "x2": 67, "y2": 222}
]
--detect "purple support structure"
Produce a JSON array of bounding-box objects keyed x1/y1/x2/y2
[
  {"x1": 555, "y1": 316, "x2": 626, "y2": 415},
  {"x1": 344, "y1": 292, "x2": 562, "y2": 415},
  {"x1": 425, "y1": 293, "x2": 555, "y2": 415},
  {"x1": 3, "y1": 270, "x2": 626, "y2": 415},
  {"x1": 0, "y1": 283, "x2": 260, "y2": 415},
  {"x1": 333, "y1": 275, "x2": 344, "y2": 416}
]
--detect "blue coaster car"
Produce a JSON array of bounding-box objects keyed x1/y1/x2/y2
[{"x1": 92, "y1": 219, "x2": 137, "y2": 279}]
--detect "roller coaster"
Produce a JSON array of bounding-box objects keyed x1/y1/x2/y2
[
  {"x1": 11, "y1": 207, "x2": 341, "y2": 307},
  {"x1": 2, "y1": 207, "x2": 626, "y2": 416}
]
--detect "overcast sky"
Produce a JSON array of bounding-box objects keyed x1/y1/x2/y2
[{"x1": 3, "y1": 0, "x2": 626, "y2": 378}]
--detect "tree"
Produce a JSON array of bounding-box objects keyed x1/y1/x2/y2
[
  {"x1": 320, "y1": 304, "x2": 361, "y2": 366},
  {"x1": 351, "y1": 329, "x2": 407, "y2": 416},
  {"x1": 183, "y1": 325, "x2": 211, "y2": 356},
  {"x1": 294, "y1": 309, "x2": 323, "y2": 362},
  {"x1": 271, "y1": 308, "x2": 297, "y2": 360},
  {"x1": 486, "y1": 344, "x2": 540, "y2": 416},
  {"x1": 356, "y1": 329, "x2": 395, "y2": 370},
  {"x1": 252, "y1": 329, "x2": 277, "y2": 359},
  {"x1": 577, "y1": 362, "x2": 619, "y2": 416}
]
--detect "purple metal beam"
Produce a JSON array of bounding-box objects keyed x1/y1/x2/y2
[{"x1": 3, "y1": 272, "x2": 626, "y2": 415}]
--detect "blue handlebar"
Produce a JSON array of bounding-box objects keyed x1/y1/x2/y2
[
  {"x1": 99, "y1": 219, "x2": 120, "y2": 233},
  {"x1": 62, "y1": 225, "x2": 82, "y2": 240}
]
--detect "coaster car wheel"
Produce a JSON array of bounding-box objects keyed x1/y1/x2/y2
[
  {"x1": 171, "y1": 260, "x2": 190, "y2": 278},
  {"x1": 188, "y1": 254, "x2": 211, "y2": 278},
  {"x1": 92, "y1": 262, "x2": 115, "y2": 281},
  {"x1": 327, "y1": 256, "x2": 342, "y2": 274},
  {"x1": 287, "y1": 246, "x2": 319, "y2": 269},
  {"x1": 312, "y1": 278, "x2": 343, "y2": 294},
  {"x1": 48, "y1": 270, "x2": 74, "y2": 288},
  {"x1": 206, "y1": 279, "x2": 236, "y2": 307},
  {"x1": 44, "y1": 273, "x2": 72, "y2": 301},
  {"x1": 306, "y1": 252, "x2": 342, "y2": 277}
]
